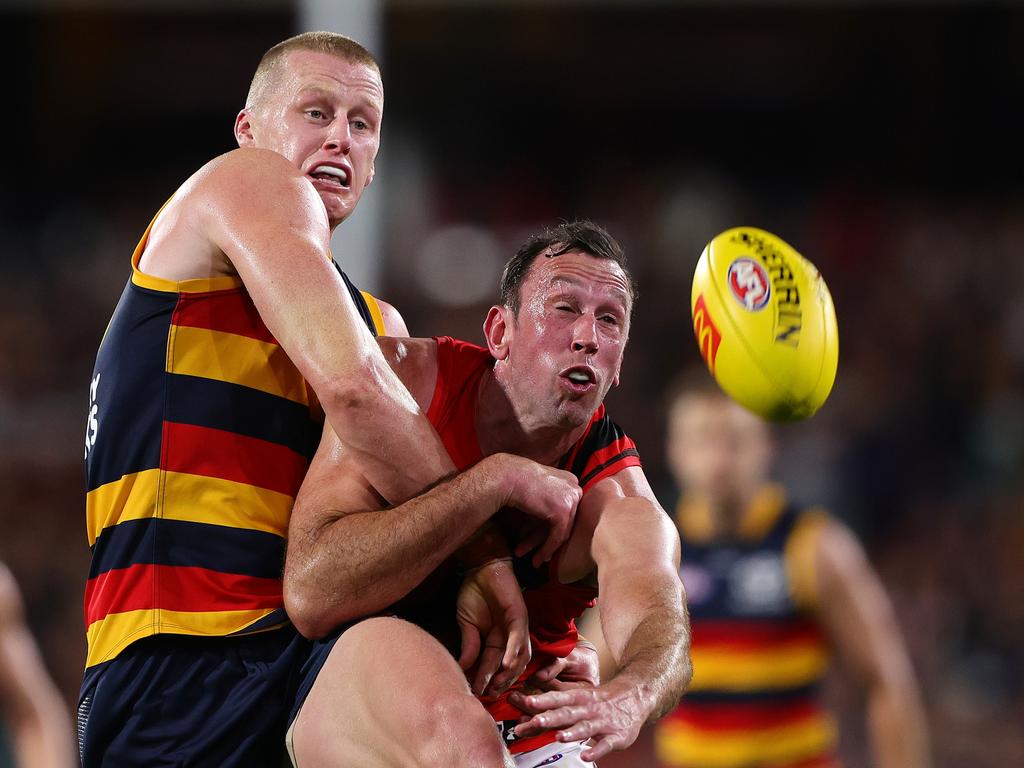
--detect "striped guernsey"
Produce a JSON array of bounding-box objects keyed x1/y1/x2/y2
[
  {"x1": 656, "y1": 486, "x2": 840, "y2": 768},
  {"x1": 83, "y1": 211, "x2": 384, "y2": 673}
]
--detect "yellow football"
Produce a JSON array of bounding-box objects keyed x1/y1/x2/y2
[{"x1": 690, "y1": 227, "x2": 838, "y2": 421}]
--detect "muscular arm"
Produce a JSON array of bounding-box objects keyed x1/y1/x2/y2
[
  {"x1": 175, "y1": 149, "x2": 453, "y2": 502},
  {"x1": 0, "y1": 566, "x2": 74, "y2": 768},
  {"x1": 285, "y1": 436, "x2": 530, "y2": 639},
  {"x1": 814, "y1": 521, "x2": 932, "y2": 768},
  {"x1": 513, "y1": 468, "x2": 692, "y2": 761},
  {"x1": 589, "y1": 476, "x2": 691, "y2": 722}
]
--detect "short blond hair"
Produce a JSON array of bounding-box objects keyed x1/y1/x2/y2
[{"x1": 246, "y1": 31, "x2": 380, "y2": 109}]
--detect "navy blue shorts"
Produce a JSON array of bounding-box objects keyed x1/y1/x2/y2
[
  {"x1": 78, "y1": 628, "x2": 311, "y2": 768},
  {"x1": 287, "y1": 624, "x2": 347, "y2": 730}
]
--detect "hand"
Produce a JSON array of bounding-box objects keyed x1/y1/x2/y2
[
  {"x1": 455, "y1": 557, "x2": 531, "y2": 697},
  {"x1": 510, "y1": 678, "x2": 646, "y2": 762},
  {"x1": 528, "y1": 637, "x2": 600, "y2": 692},
  {"x1": 499, "y1": 455, "x2": 582, "y2": 567}
]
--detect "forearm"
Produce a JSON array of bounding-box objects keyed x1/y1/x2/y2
[
  {"x1": 4, "y1": 671, "x2": 74, "y2": 768},
  {"x1": 604, "y1": 580, "x2": 692, "y2": 722},
  {"x1": 13, "y1": 709, "x2": 74, "y2": 768},
  {"x1": 867, "y1": 677, "x2": 931, "y2": 768},
  {"x1": 286, "y1": 456, "x2": 512, "y2": 638}
]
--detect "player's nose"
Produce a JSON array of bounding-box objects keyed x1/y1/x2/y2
[
  {"x1": 323, "y1": 119, "x2": 352, "y2": 154},
  {"x1": 571, "y1": 315, "x2": 599, "y2": 354}
]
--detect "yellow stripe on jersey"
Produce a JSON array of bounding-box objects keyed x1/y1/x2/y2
[
  {"x1": 656, "y1": 713, "x2": 838, "y2": 768},
  {"x1": 131, "y1": 269, "x2": 242, "y2": 295},
  {"x1": 360, "y1": 291, "x2": 388, "y2": 336},
  {"x1": 86, "y1": 470, "x2": 293, "y2": 546},
  {"x1": 85, "y1": 607, "x2": 283, "y2": 668},
  {"x1": 689, "y1": 644, "x2": 830, "y2": 691},
  {"x1": 160, "y1": 472, "x2": 291, "y2": 537},
  {"x1": 786, "y1": 509, "x2": 830, "y2": 610},
  {"x1": 166, "y1": 325, "x2": 310, "y2": 405},
  {"x1": 86, "y1": 469, "x2": 160, "y2": 546}
]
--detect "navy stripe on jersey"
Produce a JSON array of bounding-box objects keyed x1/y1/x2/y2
[
  {"x1": 682, "y1": 682, "x2": 824, "y2": 706},
  {"x1": 89, "y1": 518, "x2": 285, "y2": 579},
  {"x1": 334, "y1": 262, "x2": 379, "y2": 338},
  {"x1": 86, "y1": 281, "x2": 173, "y2": 491},
  {"x1": 164, "y1": 374, "x2": 321, "y2": 459}
]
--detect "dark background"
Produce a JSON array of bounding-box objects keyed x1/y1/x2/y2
[{"x1": 1, "y1": 2, "x2": 1021, "y2": 765}]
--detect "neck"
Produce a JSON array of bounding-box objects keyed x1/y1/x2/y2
[{"x1": 475, "y1": 369, "x2": 589, "y2": 466}]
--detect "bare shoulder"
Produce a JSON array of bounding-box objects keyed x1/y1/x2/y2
[
  {"x1": 141, "y1": 148, "x2": 328, "y2": 281},
  {"x1": 197, "y1": 147, "x2": 306, "y2": 191},
  {"x1": 188, "y1": 148, "x2": 322, "y2": 223},
  {"x1": 816, "y1": 517, "x2": 868, "y2": 577},
  {"x1": 373, "y1": 297, "x2": 409, "y2": 337},
  {"x1": 559, "y1": 467, "x2": 670, "y2": 582},
  {"x1": 377, "y1": 336, "x2": 439, "y2": 412}
]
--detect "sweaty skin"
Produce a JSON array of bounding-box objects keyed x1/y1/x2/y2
[
  {"x1": 287, "y1": 251, "x2": 692, "y2": 765},
  {"x1": 137, "y1": 51, "x2": 455, "y2": 503}
]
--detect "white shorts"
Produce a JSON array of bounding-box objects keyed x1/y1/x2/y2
[{"x1": 513, "y1": 739, "x2": 592, "y2": 768}]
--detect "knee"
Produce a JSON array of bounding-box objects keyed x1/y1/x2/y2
[{"x1": 412, "y1": 691, "x2": 509, "y2": 768}]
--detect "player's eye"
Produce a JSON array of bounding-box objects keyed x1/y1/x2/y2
[
  {"x1": 600, "y1": 314, "x2": 620, "y2": 326},
  {"x1": 307, "y1": 109, "x2": 327, "y2": 120},
  {"x1": 352, "y1": 119, "x2": 369, "y2": 131}
]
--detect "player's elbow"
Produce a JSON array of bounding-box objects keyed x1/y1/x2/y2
[
  {"x1": 284, "y1": 581, "x2": 336, "y2": 641},
  {"x1": 314, "y1": 355, "x2": 403, "y2": 433},
  {"x1": 284, "y1": 563, "x2": 368, "y2": 640}
]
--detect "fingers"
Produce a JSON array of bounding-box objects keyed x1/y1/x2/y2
[
  {"x1": 487, "y1": 615, "x2": 530, "y2": 696},
  {"x1": 513, "y1": 703, "x2": 591, "y2": 738},
  {"x1": 514, "y1": 524, "x2": 546, "y2": 560},
  {"x1": 457, "y1": 619, "x2": 481, "y2": 671},
  {"x1": 533, "y1": 524, "x2": 566, "y2": 568},
  {"x1": 528, "y1": 656, "x2": 568, "y2": 686},
  {"x1": 509, "y1": 688, "x2": 580, "y2": 715},
  {"x1": 471, "y1": 629, "x2": 505, "y2": 695},
  {"x1": 580, "y1": 734, "x2": 621, "y2": 762}
]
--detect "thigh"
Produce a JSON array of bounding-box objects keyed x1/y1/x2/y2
[{"x1": 290, "y1": 616, "x2": 490, "y2": 768}]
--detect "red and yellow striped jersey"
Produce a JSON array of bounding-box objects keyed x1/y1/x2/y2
[
  {"x1": 83, "y1": 210, "x2": 384, "y2": 671},
  {"x1": 656, "y1": 487, "x2": 839, "y2": 768}
]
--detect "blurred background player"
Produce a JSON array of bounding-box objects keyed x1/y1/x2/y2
[
  {"x1": 650, "y1": 374, "x2": 930, "y2": 768},
  {"x1": 0, "y1": 563, "x2": 74, "y2": 768}
]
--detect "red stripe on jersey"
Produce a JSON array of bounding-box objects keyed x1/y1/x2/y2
[
  {"x1": 581, "y1": 452, "x2": 642, "y2": 491},
  {"x1": 84, "y1": 564, "x2": 282, "y2": 626},
  {"x1": 665, "y1": 698, "x2": 824, "y2": 732},
  {"x1": 692, "y1": 619, "x2": 825, "y2": 650},
  {"x1": 585, "y1": 434, "x2": 636, "y2": 470},
  {"x1": 162, "y1": 421, "x2": 308, "y2": 496},
  {"x1": 171, "y1": 290, "x2": 278, "y2": 344},
  {"x1": 560, "y1": 405, "x2": 604, "y2": 473}
]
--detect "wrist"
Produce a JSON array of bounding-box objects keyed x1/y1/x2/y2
[
  {"x1": 462, "y1": 556, "x2": 513, "y2": 577},
  {"x1": 457, "y1": 523, "x2": 513, "y2": 569},
  {"x1": 480, "y1": 452, "x2": 521, "y2": 508}
]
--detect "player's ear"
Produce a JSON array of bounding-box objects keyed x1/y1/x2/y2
[
  {"x1": 235, "y1": 109, "x2": 255, "y2": 147},
  {"x1": 483, "y1": 305, "x2": 511, "y2": 360}
]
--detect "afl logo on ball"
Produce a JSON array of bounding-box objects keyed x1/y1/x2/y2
[{"x1": 728, "y1": 257, "x2": 771, "y2": 311}]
